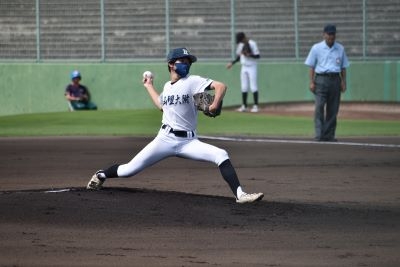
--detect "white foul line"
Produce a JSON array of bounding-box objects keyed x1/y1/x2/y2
[
  {"x1": 198, "y1": 135, "x2": 400, "y2": 149},
  {"x1": 44, "y1": 188, "x2": 72, "y2": 193}
]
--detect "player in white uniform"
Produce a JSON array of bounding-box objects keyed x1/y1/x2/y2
[
  {"x1": 87, "y1": 47, "x2": 264, "y2": 204},
  {"x1": 227, "y1": 32, "x2": 260, "y2": 112}
]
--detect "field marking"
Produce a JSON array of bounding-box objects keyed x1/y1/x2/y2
[
  {"x1": 44, "y1": 189, "x2": 72, "y2": 193},
  {"x1": 198, "y1": 135, "x2": 400, "y2": 148},
  {"x1": 0, "y1": 188, "x2": 78, "y2": 195}
]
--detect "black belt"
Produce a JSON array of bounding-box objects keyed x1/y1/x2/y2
[
  {"x1": 316, "y1": 73, "x2": 340, "y2": 77},
  {"x1": 161, "y1": 124, "x2": 194, "y2": 138}
]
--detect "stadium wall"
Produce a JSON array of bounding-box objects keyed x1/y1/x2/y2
[{"x1": 0, "y1": 61, "x2": 399, "y2": 116}]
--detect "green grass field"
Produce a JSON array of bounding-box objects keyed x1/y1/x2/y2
[{"x1": 0, "y1": 109, "x2": 399, "y2": 137}]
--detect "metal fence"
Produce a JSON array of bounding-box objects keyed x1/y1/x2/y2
[{"x1": 0, "y1": 0, "x2": 399, "y2": 62}]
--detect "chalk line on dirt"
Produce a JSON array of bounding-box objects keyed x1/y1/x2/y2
[{"x1": 198, "y1": 135, "x2": 400, "y2": 148}]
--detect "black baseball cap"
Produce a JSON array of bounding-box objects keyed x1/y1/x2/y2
[
  {"x1": 167, "y1": 47, "x2": 197, "y2": 63},
  {"x1": 324, "y1": 24, "x2": 336, "y2": 34},
  {"x1": 236, "y1": 32, "x2": 246, "y2": 43}
]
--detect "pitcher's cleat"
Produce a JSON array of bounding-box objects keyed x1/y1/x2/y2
[
  {"x1": 86, "y1": 170, "x2": 105, "y2": 190},
  {"x1": 236, "y1": 192, "x2": 264, "y2": 203}
]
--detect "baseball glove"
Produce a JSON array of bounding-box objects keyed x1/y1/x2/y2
[
  {"x1": 242, "y1": 41, "x2": 252, "y2": 56},
  {"x1": 193, "y1": 91, "x2": 222, "y2": 118}
]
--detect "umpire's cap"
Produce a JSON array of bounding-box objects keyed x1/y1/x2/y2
[
  {"x1": 167, "y1": 47, "x2": 197, "y2": 63},
  {"x1": 323, "y1": 24, "x2": 336, "y2": 34},
  {"x1": 70, "y1": 70, "x2": 81, "y2": 80}
]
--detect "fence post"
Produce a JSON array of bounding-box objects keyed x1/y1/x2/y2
[
  {"x1": 35, "y1": 0, "x2": 41, "y2": 62},
  {"x1": 165, "y1": 0, "x2": 170, "y2": 56},
  {"x1": 363, "y1": 0, "x2": 367, "y2": 60},
  {"x1": 101, "y1": 0, "x2": 105, "y2": 62},
  {"x1": 294, "y1": 0, "x2": 299, "y2": 60},
  {"x1": 230, "y1": 0, "x2": 235, "y2": 59}
]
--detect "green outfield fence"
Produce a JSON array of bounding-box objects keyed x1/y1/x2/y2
[
  {"x1": 0, "y1": 61, "x2": 399, "y2": 116},
  {"x1": 1, "y1": 0, "x2": 399, "y2": 116},
  {"x1": 0, "y1": 0, "x2": 399, "y2": 62}
]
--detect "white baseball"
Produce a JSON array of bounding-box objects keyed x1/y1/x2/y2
[{"x1": 143, "y1": 71, "x2": 153, "y2": 78}]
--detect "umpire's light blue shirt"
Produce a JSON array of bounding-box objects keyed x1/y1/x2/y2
[{"x1": 304, "y1": 40, "x2": 350, "y2": 73}]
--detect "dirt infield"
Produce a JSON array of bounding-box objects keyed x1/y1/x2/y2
[{"x1": 1, "y1": 136, "x2": 399, "y2": 267}]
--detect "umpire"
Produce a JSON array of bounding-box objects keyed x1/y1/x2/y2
[{"x1": 305, "y1": 24, "x2": 349, "y2": 142}]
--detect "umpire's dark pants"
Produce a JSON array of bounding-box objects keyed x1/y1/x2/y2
[{"x1": 313, "y1": 74, "x2": 341, "y2": 141}]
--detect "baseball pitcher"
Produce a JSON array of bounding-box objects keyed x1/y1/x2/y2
[{"x1": 87, "y1": 47, "x2": 263, "y2": 204}]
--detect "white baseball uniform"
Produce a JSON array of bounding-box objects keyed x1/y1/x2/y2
[
  {"x1": 236, "y1": 39, "x2": 259, "y2": 93},
  {"x1": 87, "y1": 55, "x2": 264, "y2": 203},
  {"x1": 117, "y1": 75, "x2": 229, "y2": 177}
]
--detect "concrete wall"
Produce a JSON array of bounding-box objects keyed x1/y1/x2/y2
[{"x1": 0, "y1": 61, "x2": 399, "y2": 116}]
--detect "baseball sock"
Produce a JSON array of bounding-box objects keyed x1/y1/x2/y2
[
  {"x1": 219, "y1": 159, "x2": 241, "y2": 198},
  {"x1": 242, "y1": 92, "x2": 248, "y2": 107},
  {"x1": 99, "y1": 164, "x2": 119, "y2": 178},
  {"x1": 253, "y1": 91, "x2": 259, "y2": 105}
]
